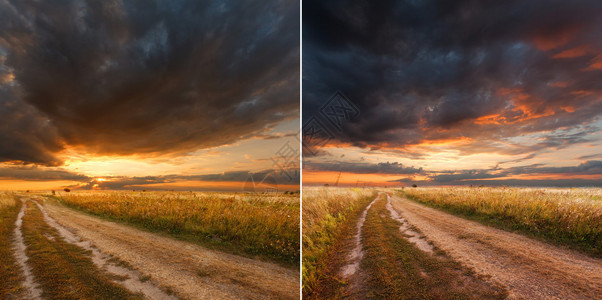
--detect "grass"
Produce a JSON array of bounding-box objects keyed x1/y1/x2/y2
[
  {"x1": 0, "y1": 193, "x2": 24, "y2": 298},
  {"x1": 21, "y1": 200, "x2": 141, "y2": 299},
  {"x1": 402, "y1": 187, "x2": 602, "y2": 257},
  {"x1": 302, "y1": 187, "x2": 377, "y2": 297},
  {"x1": 360, "y1": 195, "x2": 507, "y2": 299},
  {"x1": 53, "y1": 191, "x2": 300, "y2": 266}
]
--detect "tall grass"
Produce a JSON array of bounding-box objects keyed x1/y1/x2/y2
[
  {"x1": 55, "y1": 191, "x2": 299, "y2": 266},
  {"x1": 403, "y1": 187, "x2": 602, "y2": 256},
  {"x1": 302, "y1": 187, "x2": 377, "y2": 295},
  {"x1": 0, "y1": 192, "x2": 24, "y2": 297},
  {"x1": 0, "y1": 192, "x2": 16, "y2": 208}
]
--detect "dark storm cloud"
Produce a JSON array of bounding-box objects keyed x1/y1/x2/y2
[
  {"x1": 303, "y1": 0, "x2": 602, "y2": 151},
  {"x1": 506, "y1": 161, "x2": 602, "y2": 176},
  {"x1": 79, "y1": 168, "x2": 296, "y2": 190},
  {"x1": 0, "y1": 165, "x2": 90, "y2": 181},
  {"x1": 0, "y1": 0, "x2": 299, "y2": 164},
  {"x1": 306, "y1": 161, "x2": 423, "y2": 175},
  {"x1": 393, "y1": 160, "x2": 602, "y2": 186},
  {"x1": 393, "y1": 178, "x2": 602, "y2": 188}
]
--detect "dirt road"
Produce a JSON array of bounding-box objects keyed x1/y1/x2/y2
[
  {"x1": 37, "y1": 197, "x2": 299, "y2": 299},
  {"x1": 389, "y1": 194, "x2": 602, "y2": 299}
]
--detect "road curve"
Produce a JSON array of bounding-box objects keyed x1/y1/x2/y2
[
  {"x1": 41, "y1": 198, "x2": 299, "y2": 300},
  {"x1": 389, "y1": 195, "x2": 602, "y2": 299}
]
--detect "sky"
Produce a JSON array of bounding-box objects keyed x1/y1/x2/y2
[
  {"x1": 0, "y1": 0, "x2": 300, "y2": 191},
  {"x1": 303, "y1": 0, "x2": 602, "y2": 187}
]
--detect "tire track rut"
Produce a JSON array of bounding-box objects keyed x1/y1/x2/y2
[{"x1": 12, "y1": 199, "x2": 42, "y2": 299}]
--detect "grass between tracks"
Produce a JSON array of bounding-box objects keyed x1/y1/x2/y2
[
  {"x1": 0, "y1": 193, "x2": 24, "y2": 298},
  {"x1": 402, "y1": 187, "x2": 602, "y2": 257},
  {"x1": 21, "y1": 200, "x2": 141, "y2": 299},
  {"x1": 302, "y1": 188, "x2": 377, "y2": 298},
  {"x1": 361, "y1": 195, "x2": 507, "y2": 299}
]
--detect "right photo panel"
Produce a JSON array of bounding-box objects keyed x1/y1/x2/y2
[{"x1": 302, "y1": 1, "x2": 602, "y2": 299}]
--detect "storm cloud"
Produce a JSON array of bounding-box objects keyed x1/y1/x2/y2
[
  {"x1": 0, "y1": 165, "x2": 90, "y2": 181},
  {"x1": 0, "y1": 0, "x2": 299, "y2": 165},
  {"x1": 78, "y1": 168, "x2": 296, "y2": 190},
  {"x1": 303, "y1": 0, "x2": 602, "y2": 152},
  {"x1": 306, "y1": 161, "x2": 423, "y2": 175},
  {"x1": 412, "y1": 160, "x2": 602, "y2": 186}
]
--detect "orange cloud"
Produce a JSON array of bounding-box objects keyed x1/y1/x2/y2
[
  {"x1": 549, "y1": 81, "x2": 570, "y2": 88},
  {"x1": 553, "y1": 45, "x2": 592, "y2": 58},
  {"x1": 583, "y1": 54, "x2": 602, "y2": 70},
  {"x1": 561, "y1": 106, "x2": 576, "y2": 113},
  {"x1": 475, "y1": 114, "x2": 503, "y2": 125},
  {"x1": 571, "y1": 90, "x2": 595, "y2": 97},
  {"x1": 495, "y1": 88, "x2": 555, "y2": 123},
  {"x1": 532, "y1": 24, "x2": 581, "y2": 51}
]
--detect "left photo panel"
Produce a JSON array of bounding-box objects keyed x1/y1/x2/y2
[{"x1": 0, "y1": 0, "x2": 300, "y2": 299}]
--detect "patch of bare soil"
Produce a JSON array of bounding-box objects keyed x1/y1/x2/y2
[
  {"x1": 41, "y1": 198, "x2": 299, "y2": 300},
  {"x1": 390, "y1": 195, "x2": 602, "y2": 299},
  {"x1": 385, "y1": 194, "x2": 434, "y2": 254}
]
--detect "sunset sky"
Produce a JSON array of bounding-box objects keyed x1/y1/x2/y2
[
  {"x1": 0, "y1": 0, "x2": 299, "y2": 191},
  {"x1": 303, "y1": 0, "x2": 602, "y2": 187}
]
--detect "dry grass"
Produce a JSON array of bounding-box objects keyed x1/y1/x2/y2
[
  {"x1": 0, "y1": 192, "x2": 24, "y2": 298},
  {"x1": 402, "y1": 187, "x2": 602, "y2": 256},
  {"x1": 53, "y1": 191, "x2": 300, "y2": 265},
  {"x1": 302, "y1": 187, "x2": 377, "y2": 296},
  {"x1": 0, "y1": 191, "x2": 16, "y2": 208}
]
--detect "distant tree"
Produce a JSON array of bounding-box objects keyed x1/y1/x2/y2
[
  {"x1": 412, "y1": 184, "x2": 418, "y2": 188},
  {"x1": 51, "y1": 190, "x2": 56, "y2": 195},
  {"x1": 64, "y1": 188, "x2": 71, "y2": 192},
  {"x1": 324, "y1": 184, "x2": 329, "y2": 187}
]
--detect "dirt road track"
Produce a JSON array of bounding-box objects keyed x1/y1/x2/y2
[
  {"x1": 389, "y1": 195, "x2": 602, "y2": 299},
  {"x1": 41, "y1": 199, "x2": 299, "y2": 300}
]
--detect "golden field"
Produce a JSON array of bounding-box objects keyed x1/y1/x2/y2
[
  {"x1": 52, "y1": 190, "x2": 300, "y2": 265},
  {"x1": 402, "y1": 187, "x2": 602, "y2": 256},
  {"x1": 302, "y1": 187, "x2": 377, "y2": 295}
]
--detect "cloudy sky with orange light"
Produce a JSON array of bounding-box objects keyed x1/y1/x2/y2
[
  {"x1": 0, "y1": 0, "x2": 299, "y2": 191},
  {"x1": 303, "y1": 0, "x2": 602, "y2": 187}
]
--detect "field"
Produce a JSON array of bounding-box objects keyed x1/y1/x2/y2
[
  {"x1": 2, "y1": 191, "x2": 300, "y2": 299},
  {"x1": 0, "y1": 193, "x2": 24, "y2": 298},
  {"x1": 53, "y1": 190, "x2": 300, "y2": 266},
  {"x1": 302, "y1": 186, "x2": 602, "y2": 299},
  {"x1": 302, "y1": 187, "x2": 376, "y2": 296},
  {"x1": 402, "y1": 187, "x2": 602, "y2": 256}
]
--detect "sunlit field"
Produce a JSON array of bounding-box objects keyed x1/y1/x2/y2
[
  {"x1": 402, "y1": 187, "x2": 602, "y2": 257},
  {"x1": 302, "y1": 187, "x2": 377, "y2": 295},
  {"x1": 51, "y1": 190, "x2": 300, "y2": 266},
  {"x1": 0, "y1": 192, "x2": 24, "y2": 297}
]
